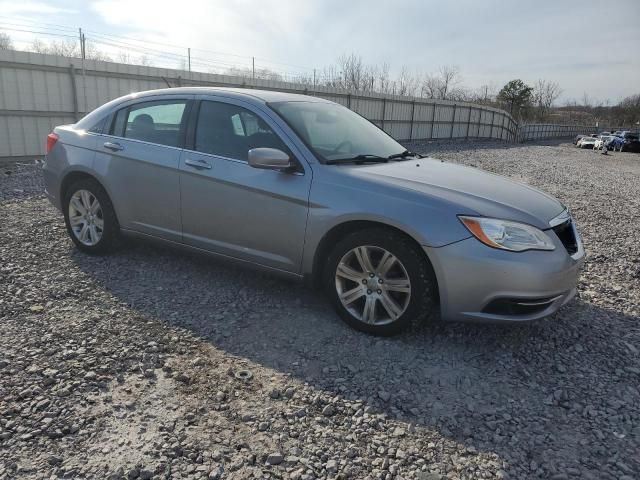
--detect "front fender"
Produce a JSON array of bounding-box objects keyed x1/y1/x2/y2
[{"x1": 301, "y1": 177, "x2": 471, "y2": 276}]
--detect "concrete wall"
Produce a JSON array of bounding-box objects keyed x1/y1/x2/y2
[{"x1": 0, "y1": 49, "x2": 519, "y2": 160}]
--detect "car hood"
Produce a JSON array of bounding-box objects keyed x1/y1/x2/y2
[{"x1": 353, "y1": 158, "x2": 564, "y2": 229}]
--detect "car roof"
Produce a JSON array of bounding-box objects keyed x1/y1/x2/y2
[
  {"x1": 75, "y1": 87, "x2": 333, "y2": 130},
  {"x1": 128, "y1": 87, "x2": 332, "y2": 105}
]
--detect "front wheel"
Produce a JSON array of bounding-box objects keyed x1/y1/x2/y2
[{"x1": 325, "y1": 228, "x2": 437, "y2": 336}]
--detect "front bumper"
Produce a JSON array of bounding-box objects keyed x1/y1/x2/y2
[{"x1": 425, "y1": 229, "x2": 585, "y2": 323}]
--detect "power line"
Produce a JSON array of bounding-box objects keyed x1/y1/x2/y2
[
  {"x1": 0, "y1": 16, "x2": 79, "y2": 33},
  {"x1": 0, "y1": 26, "x2": 77, "y2": 39},
  {"x1": 0, "y1": 18, "x2": 315, "y2": 78},
  {"x1": 0, "y1": 16, "x2": 315, "y2": 73}
]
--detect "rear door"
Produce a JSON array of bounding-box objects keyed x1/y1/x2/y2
[
  {"x1": 179, "y1": 97, "x2": 312, "y2": 273},
  {"x1": 93, "y1": 97, "x2": 192, "y2": 242}
]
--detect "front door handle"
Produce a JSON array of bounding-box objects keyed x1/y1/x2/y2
[
  {"x1": 103, "y1": 141, "x2": 124, "y2": 152},
  {"x1": 185, "y1": 158, "x2": 212, "y2": 170}
]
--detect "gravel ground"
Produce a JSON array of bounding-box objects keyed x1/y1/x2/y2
[{"x1": 1, "y1": 142, "x2": 639, "y2": 480}]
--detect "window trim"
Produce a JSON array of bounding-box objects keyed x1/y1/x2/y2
[
  {"x1": 108, "y1": 99, "x2": 193, "y2": 149},
  {"x1": 87, "y1": 115, "x2": 108, "y2": 135},
  {"x1": 188, "y1": 99, "x2": 296, "y2": 165}
]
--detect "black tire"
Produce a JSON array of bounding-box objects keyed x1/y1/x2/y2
[
  {"x1": 63, "y1": 177, "x2": 120, "y2": 254},
  {"x1": 324, "y1": 228, "x2": 437, "y2": 336}
]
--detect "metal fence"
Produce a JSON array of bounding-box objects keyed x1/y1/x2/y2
[
  {"x1": 517, "y1": 124, "x2": 598, "y2": 142},
  {"x1": 0, "y1": 49, "x2": 519, "y2": 161},
  {"x1": 0, "y1": 49, "x2": 597, "y2": 162}
]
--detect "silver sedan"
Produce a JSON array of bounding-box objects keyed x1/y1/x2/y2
[{"x1": 43, "y1": 88, "x2": 584, "y2": 335}]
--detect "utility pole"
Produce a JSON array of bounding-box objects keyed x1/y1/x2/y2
[
  {"x1": 78, "y1": 28, "x2": 87, "y2": 116},
  {"x1": 252, "y1": 57, "x2": 255, "y2": 80},
  {"x1": 313, "y1": 69, "x2": 316, "y2": 89},
  {"x1": 187, "y1": 48, "x2": 191, "y2": 72}
]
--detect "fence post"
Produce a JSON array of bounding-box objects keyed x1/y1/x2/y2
[
  {"x1": 430, "y1": 103, "x2": 437, "y2": 139},
  {"x1": 409, "y1": 99, "x2": 415, "y2": 141},
  {"x1": 465, "y1": 107, "x2": 471, "y2": 139},
  {"x1": 450, "y1": 104, "x2": 457, "y2": 139},
  {"x1": 347, "y1": 93, "x2": 352, "y2": 109},
  {"x1": 381, "y1": 97, "x2": 387, "y2": 132},
  {"x1": 490, "y1": 110, "x2": 496, "y2": 139},
  {"x1": 69, "y1": 64, "x2": 79, "y2": 121}
]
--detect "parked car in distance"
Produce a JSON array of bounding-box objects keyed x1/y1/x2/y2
[
  {"x1": 594, "y1": 135, "x2": 614, "y2": 150},
  {"x1": 573, "y1": 134, "x2": 587, "y2": 145},
  {"x1": 577, "y1": 136, "x2": 597, "y2": 148},
  {"x1": 618, "y1": 133, "x2": 640, "y2": 152},
  {"x1": 42, "y1": 88, "x2": 584, "y2": 335}
]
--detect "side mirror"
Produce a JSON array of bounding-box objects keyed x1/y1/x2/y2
[{"x1": 248, "y1": 148, "x2": 292, "y2": 171}]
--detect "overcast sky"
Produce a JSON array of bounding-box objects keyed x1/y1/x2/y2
[{"x1": 1, "y1": 0, "x2": 639, "y2": 103}]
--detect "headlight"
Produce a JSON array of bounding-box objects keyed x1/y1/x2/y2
[{"x1": 458, "y1": 216, "x2": 555, "y2": 252}]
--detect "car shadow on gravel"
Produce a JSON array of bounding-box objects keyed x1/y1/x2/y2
[{"x1": 72, "y1": 240, "x2": 637, "y2": 478}]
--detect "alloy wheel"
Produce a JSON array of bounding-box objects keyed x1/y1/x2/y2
[
  {"x1": 335, "y1": 245, "x2": 411, "y2": 325},
  {"x1": 68, "y1": 189, "x2": 104, "y2": 246}
]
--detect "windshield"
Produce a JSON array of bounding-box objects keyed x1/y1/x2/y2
[{"x1": 269, "y1": 101, "x2": 406, "y2": 162}]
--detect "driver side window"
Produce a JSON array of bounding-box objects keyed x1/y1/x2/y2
[{"x1": 195, "y1": 101, "x2": 289, "y2": 161}]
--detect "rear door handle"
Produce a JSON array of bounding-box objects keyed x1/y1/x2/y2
[
  {"x1": 103, "y1": 141, "x2": 124, "y2": 152},
  {"x1": 185, "y1": 158, "x2": 212, "y2": 170}
]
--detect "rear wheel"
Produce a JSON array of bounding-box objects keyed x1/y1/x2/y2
[
  {"x1": 325, "y1": 228, "x2": 437, "y2": 336},
  {"x1": 63, "y1": 178, "x2": 120, "y2": 254}
]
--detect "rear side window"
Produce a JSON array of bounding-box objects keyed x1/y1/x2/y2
[
  {"x1": 111, "y1": 101, "x2": 187, "y2": 147},
  {"x1": 194, "y1": 101, "x2": 288, "y2": 161},
  {"x1": 87, "y1": 116, "x2": 107, "y2": 134}
]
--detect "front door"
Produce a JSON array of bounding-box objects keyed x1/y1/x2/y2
[{"x1": 179, "y1": 98, "x2": 311, "y2": 273}]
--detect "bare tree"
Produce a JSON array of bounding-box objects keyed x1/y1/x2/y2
[
  {"x1": 84, "y1": 42, "x2": 112, "y2": 62},
  {"x1": 395, "y1": 66, "x2": 420, "y2": 96},
  {"x1": 226, "y1": 66, "x2": 283, "y2": 81},
  {"x1": 31, "y1": 38, "x2": 79, "y2": 57},
  {"x1": 469, "y1": 83, "x2": 498, "y2": 105},
  {"x1": 532, "y1": 79, "x2": 562, "y2": 121},
  {"x1": 29, "y1": 38, "x2": 111, "y2": 61},
  {"x1": 0, "y1": 32, "x2": 13, "y2": 50},
  {"x1": 419, "y1": 65, "x2": 463, "y2": 100},
  {"x1": 420, "y1": 73, "x2": 440, "y2": 99},
  {"x1": 374, "y1": 62, "x2": 391, "y2": 94},
  {"x1": 319, "y1": 64, "x2": 343, "y2": 89},
  {"x1": 116, "y1": 51, "x2": 133, "y2": 64},
  {"x1": 438, "y1": 65, "x2": 461, "y2": 100},
  {"x1": 336, "y1": 53, "x2": 379, "y2": 92},
  {"x1": 138, "y1": 55, "x2": 153, "y2": 67},
  {"x1": 117, "y1": 51, "x2": 153, "y2": 67}
]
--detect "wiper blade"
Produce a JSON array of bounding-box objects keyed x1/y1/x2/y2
[
  {"x1": 325, "y1": 154, "x2": 389, "y2": 165},
  {"x1": 387, "y1": 150, "x2": 422, "y2": 160}
]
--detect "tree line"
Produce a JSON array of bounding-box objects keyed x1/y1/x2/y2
[{"x1": 1, "y1": 32, "x2": 637, "y2": 128}]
